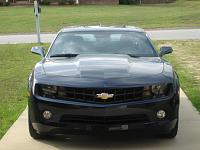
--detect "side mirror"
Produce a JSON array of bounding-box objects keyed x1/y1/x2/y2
[
  {"x1": 31, "y1": 46, "x2": 45, "y2": 57},
  {"x1": 160, "y1": 46, "x2": 173, "y2": 57}
]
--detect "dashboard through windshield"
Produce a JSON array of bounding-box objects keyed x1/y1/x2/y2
[{"x1": 48, "y1": 31, "x2": 157, "y2": 57}]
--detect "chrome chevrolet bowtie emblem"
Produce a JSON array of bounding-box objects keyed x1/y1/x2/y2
[{"x1": 96, "y1": 93, "x2": 114, "y2": 100}]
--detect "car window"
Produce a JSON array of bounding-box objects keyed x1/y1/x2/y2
[{"x1": 48, "y1": 31, "x2": 157, "y2": 57}]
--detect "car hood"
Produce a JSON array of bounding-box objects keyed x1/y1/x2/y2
[
  {"x1": 42, "y1": 55, "x2": 164, "y2": 79},
  {"x1": 33, "y1": 54, "x2": 173, "y2": 87}
]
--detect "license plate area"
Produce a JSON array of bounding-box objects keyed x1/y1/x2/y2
[{"x1": 108, "y1": 125, "x2": 129, "y2": 131}]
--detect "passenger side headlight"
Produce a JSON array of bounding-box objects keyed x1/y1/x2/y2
[
  {"x1": 36, "y1": 84, "x2": 57, "y2": 98},
  {"x1": 42, "y1": 85, "x2": 57, "y2": 94}
]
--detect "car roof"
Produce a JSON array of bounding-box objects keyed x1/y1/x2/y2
[{"x1": 60, "y1": 26, "x2": 145, "y2": 33}]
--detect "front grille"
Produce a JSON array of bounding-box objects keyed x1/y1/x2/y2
[
  {"x1": 36, "y1": 84, "x2": 172, "y2": 104},
  {"x1": 60, "y1": 114, "x2": 149, "y2": 125},
  {"x1": 37, "y1": 86, "x2": 153, "y2": 104},
  {"x1": 59, "y1": 87, "x2": 146, "y2": 103}
]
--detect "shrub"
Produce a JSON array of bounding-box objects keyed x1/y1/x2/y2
[
  {"x1": 0, "y1": 0, "x2": 10, "y2": 6},
  {"x1": 129, "y1": 0, "x2": 137, "y2": 4},
  {"x1": 67, "y1": 0, "x2": 75, "y2": 5},
  {"x1": 58, "y1": 0, "x2": 76, "y2": 5},
  {"x1": 58, "y1": 0, "x2": 66, "y2": 5},
  {"x1": 119, "y1": 0, "x2": 138, "y2": 5},
  {"x1": 40, "y1": 0, "x2": 51, "y2": 5}
]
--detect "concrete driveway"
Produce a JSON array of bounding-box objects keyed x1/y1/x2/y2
[
  {"x1": 0, "y1": 90, "x2": 200, "y2": 150},
  {"x1": 0, "y1": 29, "x2": 200, "y2": 44}
]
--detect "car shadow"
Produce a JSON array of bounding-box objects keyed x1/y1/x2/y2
[{"x1": 39, "y1": 131, "x2": 177, "y2": 150}]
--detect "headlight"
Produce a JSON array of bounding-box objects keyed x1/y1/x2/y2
[
  {"x1": 143, "y1": 86, "x2": 152, "y2": 97},
  {"x1": 143, "y1": 84, "x2": 171, "y2": 98},
  {"x1": 36, "y1": 84, "x2": 57, "y2": 98},
  {"x1": 152, "y1": 84, "x2": 169, "y2": 96},
  {"x1": 42, "y1": 85, "x2": 57, "y2": 94}
]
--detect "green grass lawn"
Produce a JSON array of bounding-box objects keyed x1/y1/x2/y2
[
  {"x1": 0, "y1": 43, "x2": 48, "y2": 139},
  {"x1": 0, "y1": 40, "x2": 200, "y2": 139},
  {"x1": 0, "y1": 0, "x2": 200, "y2": 34},
  {"x1": 157, "y1": 41, "x2": 200, "y2": 111}
]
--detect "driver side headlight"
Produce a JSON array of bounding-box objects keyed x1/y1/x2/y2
[
  {"x1": 143, "y1": 84, "x2": 171, "y2": 98},
  {"x1": 151, "y1": 84, "x2": 170, "y2": 96},
  {"x1": 151, "y1": 84, "x2": 168, "y2": 95}
]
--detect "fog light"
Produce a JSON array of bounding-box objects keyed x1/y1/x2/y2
[
  {"x1": 157, "y1": 110, "x2": 166, "y2": 119},
  {"x1": 43, "y1": 110, "x2": 52, "y2": 120}
]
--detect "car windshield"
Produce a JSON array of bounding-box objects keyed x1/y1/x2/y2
[{"x1": 48, "y1": 31, "x2": 157, "y2": 57}]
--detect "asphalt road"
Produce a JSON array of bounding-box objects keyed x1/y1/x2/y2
[
  {"x1": 0, "y1": 29, "x2": 200, "y2": 44},
  {"x1": 0, "y1": 90, "x2": 200, "y2": 150}
]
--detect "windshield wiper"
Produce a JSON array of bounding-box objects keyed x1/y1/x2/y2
[
  {"x1": 113, "y1": 53, "x2": 140, "y2": 58},
  {"x1": 50, "y1": 53, "x2": 140, "y2": 58},
  {"x1": 50, "y1": 54, "x2": 79, "y2": 58},
  {"x1": 127, "y1": 54, "x2": 140, "y2": 58}
]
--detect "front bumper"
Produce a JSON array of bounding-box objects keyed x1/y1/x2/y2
[{"x1": 28, "y1": 94, "x2": 179, "y2": 135}]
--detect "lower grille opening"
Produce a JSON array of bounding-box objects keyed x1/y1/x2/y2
[{"x1": 60, "y1": 114, "x2": 149, "y2": 125}]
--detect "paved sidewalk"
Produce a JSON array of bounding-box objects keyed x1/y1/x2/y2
[
  {"x1": 0, "y1": 29, "x2": 200, "y2": 44},
  {"x1": 0, "y1": 90, "x2": 200, "y2": 150}
]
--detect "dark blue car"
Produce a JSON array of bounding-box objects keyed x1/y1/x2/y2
[{"x1": 28, "y1": 26, "x2": 180, "y2": 139}]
